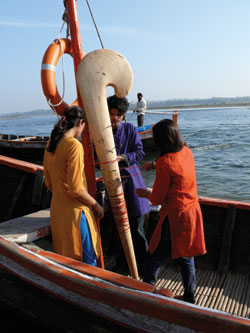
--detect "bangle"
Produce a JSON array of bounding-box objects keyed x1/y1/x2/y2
[{"x1": 151, "y1": 161, "x2": 156, "y2": 169}]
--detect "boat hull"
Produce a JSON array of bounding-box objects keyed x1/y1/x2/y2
[
  {"x1": 139, "y1": 129, "x2": 154, "y2": 152},
  {"x1": 0, "y1": 156, "x2": 250, "y2": 331},
  {"x1": 0, "y1": 234, "x2": 249, "y2": 333},
  {"x1": 0, "y1": 203, "x2": 249, "y2": 332},
  {"x1": 0, "y1": 267, "x2": 132, "y2": 332},
  {"x1": 0, "y1": 133, "x2": 153, "y2": 166}
]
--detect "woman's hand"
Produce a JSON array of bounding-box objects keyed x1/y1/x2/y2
[
  {"x1": 143, "y1": 161, "x2": 156, "y2": 171},
  {"x1": 136, "y1": 187, "x2": 152, "y2": 198},
  {"x1": 92, "y1": 201, "x2": 104, "y2": 219},
  {"x1": 77, "y1": 190, "x2": 104, "y2": 219}
]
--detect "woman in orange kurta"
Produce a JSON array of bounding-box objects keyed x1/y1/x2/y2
[
  {"x1": 43, "y1": 106, "x2": 103, "y2": 265},
  {"x1": 136, "y1": 119, "x2": 206, "y2": 303}
]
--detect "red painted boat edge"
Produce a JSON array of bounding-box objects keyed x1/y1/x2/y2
[{"x1": 0, "y1": 236, "x2": 249, "y2": 333}]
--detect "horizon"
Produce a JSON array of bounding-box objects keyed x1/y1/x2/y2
[
  {"x1": 1, "y1": 1, "x2": 250, "y2": 114},
  {"x1": 1, "y1": 95, "x2": 250, "y2": 117}
]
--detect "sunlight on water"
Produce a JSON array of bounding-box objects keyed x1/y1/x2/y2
[
  {"x1": 192, "y1": 143, "x2": 234, "y2": 151},
  {"x1": 1, "y1": 107, "x2": 250, "y2": 202}
]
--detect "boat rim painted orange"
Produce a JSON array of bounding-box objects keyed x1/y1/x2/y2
[
  {"x1": 0, "y1": 235, "x2": 249, "y2": 333},
  {"x1": 0, "y1": 155, "x2": 43, "y2": 174}
]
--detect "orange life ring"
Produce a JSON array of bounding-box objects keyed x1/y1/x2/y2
[{"x1": 41, "y1": 38, "x2": 78, "y2": 116}]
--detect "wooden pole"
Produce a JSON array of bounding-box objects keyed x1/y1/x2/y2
[{"x1": 76, "y1": 49, "x2": 139, "y2": 280}]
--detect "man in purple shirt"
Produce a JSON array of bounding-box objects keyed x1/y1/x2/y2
[{"x1": 105, "y1": 95, "x2": 151, "y2": 274}]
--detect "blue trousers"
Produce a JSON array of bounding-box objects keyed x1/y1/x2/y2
[
  {"x1": 143, "y1": 217, "x2": 196, "y2": 303},
  {"x1": 80, "y1": 211, "x2": 97, "y2": 266}
]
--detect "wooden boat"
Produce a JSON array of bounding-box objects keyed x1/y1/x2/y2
[
  {"x1": 0, "y1": 115, "x2": 177, "y2": 161},
  {"x1": 1, "y1": 1, "x2": 249, "y2": 331},
  {"x1": 0, "y1": 194, "x2": 249, "y2": 332},
  {"x1": 0, "y1": 129, "x2": 152, "y2": 161},
  {"x1": 137, "y1": 110, "x2": 179, "y2": 152},
  {"x1": 0, "y1": 134, "x2": 49, "y2": 165},
  {"x1": 0, "y1": 155, "x2": 51, "y2": 223}
]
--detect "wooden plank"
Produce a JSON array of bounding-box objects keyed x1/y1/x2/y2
[
  {"x1": 226, "y1": 273, "x2": 242, "y2": 314},
  {"x1": 166, "y1": 271, "x2": 181, "y2": 290},
  {"x1": 240, "y1": 277, "x2": 250, "y2": 318},
  {"x1": 220, "y1": 273, "x2": 238, "y2": 313},
  {"x1": 171, "y1": 280, "x2": 183, "y2": 296},
  {"x1": 229, "y1": 274, "x2": 245, "y2": 315},
  {"x1": 31, "y1": 169, "x2": 45, "y2": 205},
  {"x1": 195, "y1": 270, "x2": 215, "y2": 306},
  {"x1": 0, "y1": 155, "x2": 44, "y2": 174},
  {"x1": 195, "y1": 269, "x2": 208, "y2": 297},
  {"x1": 218, "y1": 205, "x2": 237, "y2": 274},
  {"x1": 204, "y1": 273, "x2": 226, "y2": 309},
  {"x1": 199, "y1": 196, "x2": 250, "y2": 211},
  {"x1": 215, "y1": 272, "x2": 235, "y2": 312},
  {"x1": 237, "y1": 275, "x2": 250, "y2": 317},
  {"x1": 199, "y1": 271, "x2": 217, "y2": 307},
  {"x1": 0, "y1": 209, "x2": 51, "y2": 243},
  {"x1": 150, "y1": 266, "x2": 250, "y2": 319},
  {"x1": 156, "y1": 267, "x2": 177, "y2": 289},
  {"x1": 5, "y1": 173, "x2": 28, "y2": 220}
]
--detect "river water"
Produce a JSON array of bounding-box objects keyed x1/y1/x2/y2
[{"x1": 1, "y1": 106, "x2": 250, "y2": 202}]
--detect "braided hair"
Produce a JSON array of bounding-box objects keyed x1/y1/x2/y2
[{"x1": 47, "y1": 105, "x2": 86, "y2": 153}]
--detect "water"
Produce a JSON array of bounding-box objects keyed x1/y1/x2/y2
[{"x1": 1, "y1": 107, "x2": 250, "y2": 202}]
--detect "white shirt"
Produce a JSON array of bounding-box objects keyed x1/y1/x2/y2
[{"x1": 134, "y1": 97, "x2": 146, "y2": 115}]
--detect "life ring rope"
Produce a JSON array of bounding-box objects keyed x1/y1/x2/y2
[
  {"x1": 46, "y1": 39, "x2": 66, "y2": 109},
  {"x1": 41, "y1": 38, "x2": 77, "y2": 115}
]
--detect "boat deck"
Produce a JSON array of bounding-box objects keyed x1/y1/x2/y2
[{"x1": 156, "y1": 265, "x2": 250, "y2": 319}]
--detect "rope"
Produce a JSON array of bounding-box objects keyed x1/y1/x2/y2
[
  {"x1": 85, "y1": 0, "x2": 104, "y2": 49},
  {"x1": 144, "y1": 111, "x2": 181, "y2": 115},
  {"x1": 95, "y1": 159, "x2": 149, "y2": 171},
  {"x1": 46, "y1": 38, "x2": 66, "y2": 109},
  {"x1": 108, "y1": 193, "x2": 130, "y2": 233},
  {"x1": 96, "y1": 170, "x2": 148, "y2": 185},
  {"x1": 61, "y1": 8, "x2": 70, "y2": 38},
  {"x1": 46, "y1": 7, "x2": 70, "y2": 113}
]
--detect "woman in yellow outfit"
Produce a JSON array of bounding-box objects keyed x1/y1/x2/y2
[{"x1": 43, "y1": 106, "x2": 103, "y2": 265}]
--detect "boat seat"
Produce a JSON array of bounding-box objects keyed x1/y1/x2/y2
[{"x1": 0, "y1": 209, "x2": 51, "y2": 243}]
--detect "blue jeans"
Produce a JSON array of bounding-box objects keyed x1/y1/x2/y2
[
  {"x1": 80, "y1": 211, "x2": 97, "y2": 266},
  {"x1": 143, "y1": 217, "x2": 196, "y2": 303}
]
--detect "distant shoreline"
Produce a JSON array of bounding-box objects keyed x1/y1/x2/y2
[
  {"x1": 0, "y1": 103, "x2": 249, "y2": 120},
  {"x1": 0, "y1": 112, "x2": 55, "y2": 120},
  {"x1": 145, "y1": 103, "x2": 250, "y2": 111},
  {"x1": 0, "y1": 115, "x2": 29, "y2": 120},
  {"x1": 128, "y1": 103, "x2": 250, "y2": 111}
]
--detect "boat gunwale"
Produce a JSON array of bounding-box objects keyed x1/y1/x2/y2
[
  {"x1": 199, "y1": 196, "x2": 250, "y2": 211},
  {"x1": 0, "y1": 155, "x2": 43, "y2": 174}
]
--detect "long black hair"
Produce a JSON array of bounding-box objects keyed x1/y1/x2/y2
[
  {"x1": 47, "y1": 105, "x2": 86, "y2": 153},
  {"x1": 152, "y1": 119, "x2": 184, "y2": 156}
]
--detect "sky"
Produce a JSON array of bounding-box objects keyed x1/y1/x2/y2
[{"x1": 1, "y1": 0, "x2": 250, "y2": 114}]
